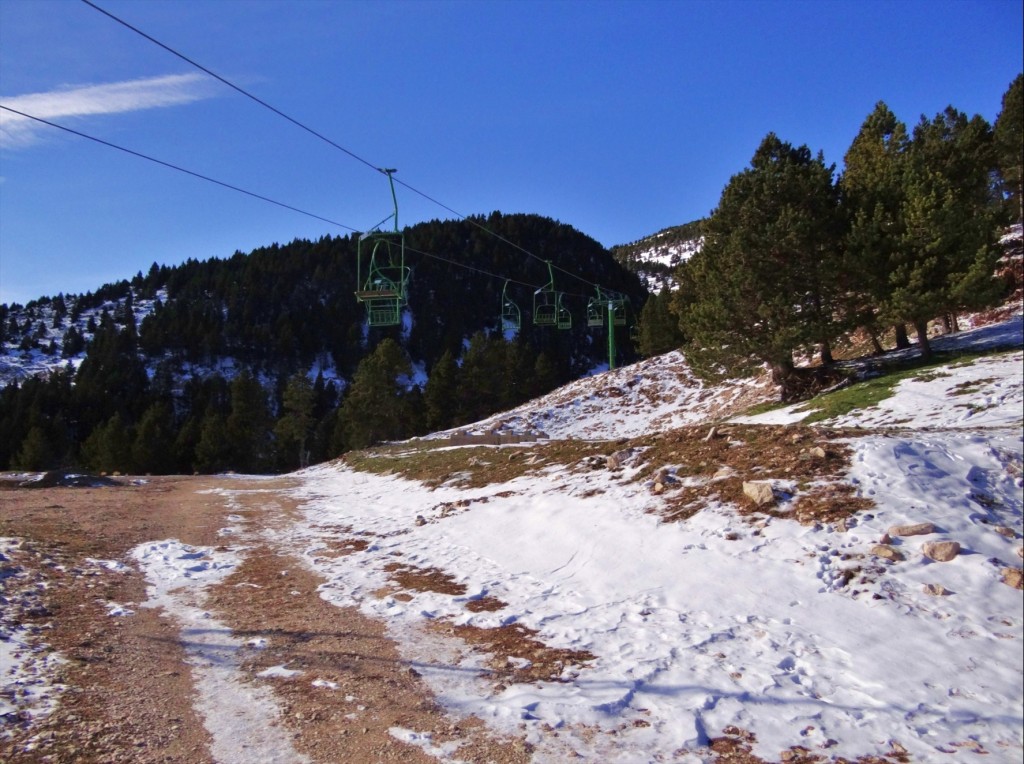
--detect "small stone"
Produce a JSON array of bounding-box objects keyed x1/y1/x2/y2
[
  {"x1": 809, "y1": 446, "x2": 827, "y2": 459},
  {"x1": 414, "y1": 515, "x2": 426, "y2": 527},
  {"x1": 1000, "y1": 567, "x2": 1023, "y2": 590},
  {"x1": 652, "y1": 482, "x2": 665, "y2": 495},
  {"x1": 922, "y1": 541, "x2": 961, "y2": 562},
  {"x1": 922, "y1": 583, "x2": 951, "y2": 596},
  {"x1": 888, "y1": 522, "x2": 937, "y2": 537},
  {"x1": 743, "y1": 481, "x2": 775, "y2": 507},
  {"x1": 704, "y1": 427, "x2": 717, "y2": 442},
  {"x1": 995, "y1": 526, "x2": 1017, "y2": 538},
  {"x1": 870, "y1": 544, "x2": 904, "y2": 562}
]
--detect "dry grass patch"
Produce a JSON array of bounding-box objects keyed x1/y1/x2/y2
[
  {"x1": 436, "y1": 621, "x2": 595, "y2": 687},
  {"x1": 382, "y1": 562, "x2": 468, "y2": 596},
  {"x1": 629, "y1": 424, "x2": 874, "y2": 526}
]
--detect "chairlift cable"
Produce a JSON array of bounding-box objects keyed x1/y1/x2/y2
[
  {"x1": 81, "y1": 0, "x2": 614, "y2": 295},
  {"x1": 0, "y1": 104, "x2": 358, "y2": 232},
  {"x1": 4, "y1": 105, "x2": 570, "y2": 302}
]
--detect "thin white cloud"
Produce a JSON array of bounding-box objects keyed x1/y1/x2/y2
[{"x1": 0, "y1": 73, "x2": 218, "y2": 148}]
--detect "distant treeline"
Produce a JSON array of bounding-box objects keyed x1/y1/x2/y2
[{"x1": 0, "y1": 213, "x2": 645, "y2": 473}]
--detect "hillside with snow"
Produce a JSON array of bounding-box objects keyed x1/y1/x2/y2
[{"x1": 3, "y1": 313, "x2": 1022, "y2": 763}]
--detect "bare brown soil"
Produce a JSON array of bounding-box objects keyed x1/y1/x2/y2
[
  {"x1": 0, "y1": 463, "x2": 907, "y2": 764},
  {"x1": 0, "y1": 475, "x2": 529, "y2": 764}
]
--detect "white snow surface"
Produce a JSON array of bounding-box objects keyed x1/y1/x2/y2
[{"x1": 4, "y1": 316, "x2": 1023, "y2": 762}]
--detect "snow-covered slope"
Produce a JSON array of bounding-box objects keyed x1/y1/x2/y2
[
  {"x1": 267, "y1": 315, "x2": 1023, "y2": 762},
  {"x1": 442, "y1": 349, "x2": 778, "y2": 440}
]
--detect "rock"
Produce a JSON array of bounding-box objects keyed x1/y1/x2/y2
[
  {"x1": 994, "y1": 526, "x2": 1017, "y2": 538},
  {"x1": 1001, "y1": 567, "x2": 1023, "y2": 590},
  {"x1": 922, "y1": 583, "x2": 951, "y2": 596},
  {"x1": 703, "y1": 427, "x2": 717, "y2": 442},
  {"x1": 414, "y1": 515, "x2": 426, "y2": 527},
  {"x1": 922, "y1": 540, "x2": 961, "y2": 562},
  {"x1": 743, "y1": 481, "x2": 775, "y2": 507},
  {"x1": 1017, "y1": 547, "x2": 1023, "y2": 560},
  {"x1": 652, "y1": 482, "x2": 665, "y2": 495},
  {"x1": 870, "y1": 544, "x2": 904, "y2": 562},
  {"x1": 836, "y1": 516, "x2": 857, "y2": 533},
  {"x1": 809, "y1": 446, "x2": 827, "y2": 459},
  {"x1": 888, "y1": 522, "x2": 937, "y2": 537},
  {"x1": 712, "y1": 467, "x2": 732, "y2": 480}
]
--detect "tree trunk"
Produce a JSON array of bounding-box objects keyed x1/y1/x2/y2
[
  {"x1": 819, "y1": 340, "x2": 834, "y2": 366},
  {"x1": 914, "y1": 319, "x2": 932, "y2": 360},
  {"x1": 868, "y1": 331, "x2": 885, "y2": 355},
  {"x1": 894, "y1": 324, "x2": 911, "y2": 349}
]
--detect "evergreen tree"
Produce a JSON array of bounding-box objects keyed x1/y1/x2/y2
[
  {"x1": 423, "y1": 349, "x2": 459, "y2": 432},
  {"x1": 275, "y1": 372, "x2": 316, "y2": 469},
  {"x1": 194, "y1": 408, "x2": 231, "y2": 473},
  {"x1": 225, "y1": 370, "x2": 273, "y2": 473},
  {"x1": 337, "y1": 339, "x2": 414, "y2": 451},
  {"x1": 14, "y1": 426, "x2": 54, "y2": 471},
  {"x1": 81, "y1": 413, "x2": 133, "y2": 474},
  {"x1": 840, "y1": 102, "x2": 911, "y2": 346},
  {"x1": 637, "y1": 286, "x2": 685, "y2": 358},
  {"x1": 132, "y1": 402, "x2": 177, "y2": 474},
  {"x1": 888, "y1": 108, "x2": 1003, "y2": 358},
  {"x1": 994, "y1": 74, "x2": 1023, "y2": 224},
  {"x1": 456, "y1": 332, "x2": 506, "y2": 424},
  {"x1": 674, "y1": 134, "x2": 845, "y2": 397}
]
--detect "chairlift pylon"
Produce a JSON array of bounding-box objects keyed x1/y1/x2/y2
[{"x1": 587, "y1": 287, "x2": 628, "y2": 328}]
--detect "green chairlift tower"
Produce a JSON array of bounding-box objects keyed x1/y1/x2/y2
[{"x1": 587, "y1": 287, "x2": 628, "y2": 370}]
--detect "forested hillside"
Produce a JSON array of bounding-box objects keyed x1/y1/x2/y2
[{"x1": 0, "y1": 213, "x2": 645, "y2": 474}]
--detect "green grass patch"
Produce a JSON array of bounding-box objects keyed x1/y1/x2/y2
[{"x1": 796, "y1": 350, "x2": 994, "y2": 424}]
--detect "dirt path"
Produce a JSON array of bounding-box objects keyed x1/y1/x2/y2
[{"x1": 0, "y1": 475, "x2": 529, "y2": 764}]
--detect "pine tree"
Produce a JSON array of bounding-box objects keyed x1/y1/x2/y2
[
  {"x1": 456, "y1": 332, "x2": 506, "y2": 424},
  {"x1": 888, "y1": 108, "x2": 1003, "y2": 358},
  {"x1": 81, "y1": 413, "x2": 133, "y2": 474},
  {"x1": 637, "y1": 286, "x2": 684, "y2": 358},
  {"x1": 674, "y1": 134, "x2": 845, "y2": 397},
  {"x1": 337, "y1": 339, "x2": 414, "y2": 451},
  {"x1": 423, "y1": 349, "x2": 459, "y2": 432},
  {"x1": 132, "y1": 402, "x2": 176, "y2": 474},
  {"x1": 194, "y1": 408, "x2": 231, "y2": 473},
  {"x1": 275, "y1": 372, "x2": 316, "y2": 469},
  {"x1": 994, "y1": 74, "x2": 1023, "y2": 224},
  {"x1": 840, "y1": 102, "x2": 910, "y2": 345},
  {"x1": 225, "y1": 370, "x2": 273, "y2": 473},
  {"x1": 14, "y1": 426, "x2": 54, "y2": 471}
]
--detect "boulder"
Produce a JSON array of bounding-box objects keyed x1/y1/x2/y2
[
  {"x1": 922, "y1": 540, "x2": 961, "y2": 562},
  {"x1": 888, "y1": 522, "x2": 937, "y2": 537},
  {"x1": 742, "y1": 481, "x2": 775, "y2": 507},
  {"x1": 871, "y1": 544, "x2": 904, "y2": 562},
  {"x1": 1000, "y1": 567, "x2": 1023, "y2": 590}
]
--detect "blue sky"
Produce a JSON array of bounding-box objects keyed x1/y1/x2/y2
[{"x1": 1, "y1": 0, "x2": 1021, "y2": 305}]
